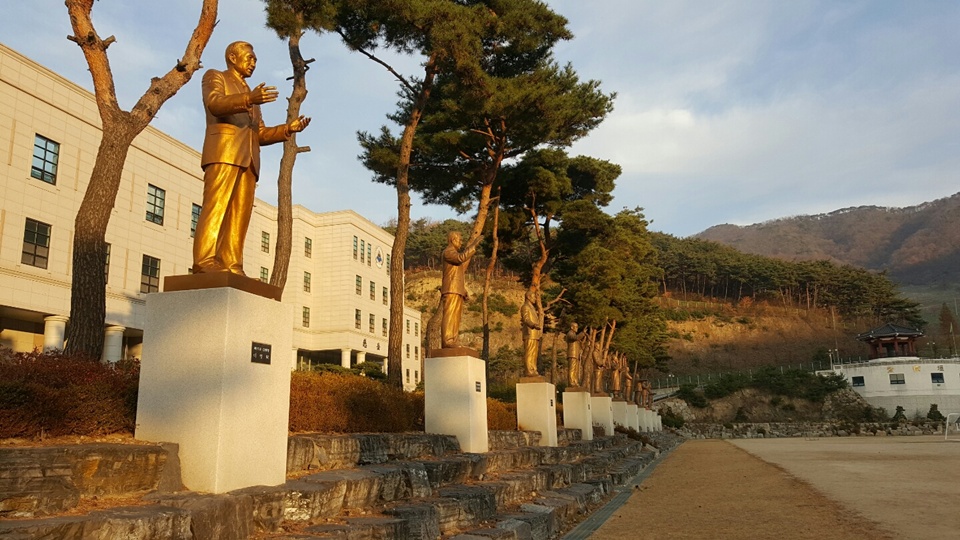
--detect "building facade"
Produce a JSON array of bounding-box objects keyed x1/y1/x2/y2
[{"x1": 0, "y1": 43, "x2": 423, "y2": 390}]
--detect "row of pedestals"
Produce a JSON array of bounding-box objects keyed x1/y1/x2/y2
[
  {"x1": 421, "y1": 354, "x2": 663, "y2": 454},
  {"x1": 135, "y1": 284, "x2": 662, "y2": 494}
]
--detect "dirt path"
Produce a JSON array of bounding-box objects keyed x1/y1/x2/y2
[
  {"x1": 733, "y1": 436, "x2": 960, "y2": 540},
  {"x1": 588, "y1": 440, "x2": 894, "y2": 540}
]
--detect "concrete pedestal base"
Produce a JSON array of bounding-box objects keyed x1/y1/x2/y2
[
  {"x1": 655, "y1": 413, "x2": 663, "y2": 431},
  {"x1": 516, "y1": 380, "x2": 557, "y2": 447},
  {"x1": 562, "y1": 390, "x2": 593, "y2": 441},
  {"x1": 627, "y1": 404, "x2": 640, "y2": 431},
  {"x1": 641, "y1": 409, "x2": 654, "y2": 432},
  {"x1": 135, "y1": 287, "x2": 292, "y2": 494},
  {"x1": 590, "y1": 395, "x2": 614, "y2": 437},
  {"x1": 612, "y1": 400, "x2": 629, "y2": 429},
  {"x1": 425, "y1": 355, "x2": 488, "y2": 453}
]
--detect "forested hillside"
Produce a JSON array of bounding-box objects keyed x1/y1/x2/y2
[{"x1": 696, "y1": 191, "x2": 960, "y2": 288}]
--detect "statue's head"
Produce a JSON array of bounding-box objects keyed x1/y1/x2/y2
[
  {"x1": 225, "y1": 41, "x2": 256, "y2": 78},
  {"x1": 525, "y1": 287, "x2": 537, "y2": 303},
  {"x1": 570, "y1": 322, "x2": 579, "y2": 331},
  {"x1": 447, "y1": 230, "x2": 462, "y2": 249}
]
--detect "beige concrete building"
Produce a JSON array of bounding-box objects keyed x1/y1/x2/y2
[{"x1": 0, "y1": 43, "x2": 424, "y2": 390}]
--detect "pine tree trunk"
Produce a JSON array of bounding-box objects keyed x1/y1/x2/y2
[
  {"x1": 65, "y1": 126, "x2": 135, "y2": 359},
  {"x1": 271, "y1": 30, "x2": 310, "y2": 291},
  {"x1": 388, "y1": 56, "x2": 437, "y2": 388},
  {"x1": 481, "y1": 193, "x2": 501, "y2": 362}
]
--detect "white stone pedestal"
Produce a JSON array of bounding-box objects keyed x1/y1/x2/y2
[
  {"x1": 655, "y1": 413, "x2": 663, "y2": 431},
  {"x1": 612, "y1": 400, "x2": 629, "y2": 429},
  {"x1": 516, "y1": 380, "x2": 557, "y2": 446},
  {"x1": 627, "y1": 404, "x2": 640, "y2": 431},
  {"x1": 641, "y1": 409, "x2": 653, "y2": 432},
  {"x1": 590, "y1": 395, "x2": 614, "y2": 437},
  {"x1": 425, "y1": 354, "x2": 488, "y2": 453},
  {"x1": 135, "y1": 287, "x2": 292, "y2": 494},
  {"x1": 562, "y1": 390, "x2": 593, "y2": 441}
]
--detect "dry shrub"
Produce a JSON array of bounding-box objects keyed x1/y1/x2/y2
[
  {"x1": 0, "y1": 351, "x2": 139, "y2": 438},
  {"x1": 289, "y1": 371, "x2": 423, "y2": 433},
  {"x1": 487, "y1": 398, "x2": 517, "y2": 430}
]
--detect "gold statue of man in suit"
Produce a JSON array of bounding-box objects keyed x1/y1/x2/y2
[
  {"x1": 192, "y1": 41, "x2": 310, "y2": 275},
  {"x1": 440, "y1": 231, "x2": 480, "y2": 348}
]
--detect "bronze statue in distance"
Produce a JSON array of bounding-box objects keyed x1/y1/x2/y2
[
  {"x1": 520, "y1": 287, "x2": 542, "y2": 377},
  {"x1": 591, "y1": 342, "x2": 608, "y2": 394},
  {"x1": 192, "y1": 41, "x2": 311, "y2": 275},
  {"x1": 440, "y1": 231, "x2": 481, "y2": 348},
  {"x1": 565, "y1": 323, "x2": 585, "y2": 388}
]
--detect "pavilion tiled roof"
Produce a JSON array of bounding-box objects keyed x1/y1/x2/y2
[{"x1": 856, "y1": 323, "x2": 924, "y2": 341}]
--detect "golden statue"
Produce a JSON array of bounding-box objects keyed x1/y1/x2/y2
[
  {"x1": 565, "y1": 322, "x2": 585, "y2": 388},
  {"x1": 592, "y1": 343, "x2": 608, "y2": 394},
  {"x1": 610, "y1": 353, "x2": 624, "y2": 396},
  {"x1": 440, "y1": 231, "x2": 480, "y2": 348},
  {"x1": 192, "y1": 41, "x2": 310, "y2": 275},
  {"x1": 520, "y1": 287, "x2": 542, "y2": 377}
]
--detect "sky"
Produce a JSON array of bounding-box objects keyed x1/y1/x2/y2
[{"x1": 3, "y1": 1, "x2": 959, "y2": 237}]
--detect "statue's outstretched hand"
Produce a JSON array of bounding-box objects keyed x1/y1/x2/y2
[
  {"x1": 289, "y1": 115, "x2": 311, "y2": 133},
  {"x1": 249, "y1": 83, "x2": 279, "y2": 105}
]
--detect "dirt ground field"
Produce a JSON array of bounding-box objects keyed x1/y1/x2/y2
[
  {"x1": 589, "y1": 438, "x2": 934, "y2": 539},
  {"x1": 733, "y1": 435, "x2": 960, "y2": 540}
]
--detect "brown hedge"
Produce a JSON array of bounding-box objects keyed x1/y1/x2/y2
[
  {"x1": 487, "y1": 398, "x2": 517, "y2": 430},
  {"x1": 0, "y1": 351, "x2": 139, "y2": 438},
  {"x1": 289, "y1": 371, "x2": 424, "y2": 433}
]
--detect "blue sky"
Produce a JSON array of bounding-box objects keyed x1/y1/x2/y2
[{"x1": 3, "y1": 1, "x2": 959, "y2": 237}]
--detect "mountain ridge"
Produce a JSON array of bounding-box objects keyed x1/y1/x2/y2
[{"x1": 696, "y1": 191, "x2": 960, "y2": 288}]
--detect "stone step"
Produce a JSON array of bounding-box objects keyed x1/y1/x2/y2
[{"x1": 0, "y1": 433, "x2": 675, "y2": 539}]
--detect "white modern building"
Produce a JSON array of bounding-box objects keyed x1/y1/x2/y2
[
  {"x1": 824, "y1": 324, "x2": 960, "y2": 417},
  {"x1": 0, "y1": 43, "x2": 424, "y2": 390}
]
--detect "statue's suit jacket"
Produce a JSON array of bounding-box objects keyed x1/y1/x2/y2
[
  {"x1": 441, "y1": 244, "x2": 474, "y2": 297},
  {"x1": 200, "y1": 69, "x2": 287, "y2": 177}
]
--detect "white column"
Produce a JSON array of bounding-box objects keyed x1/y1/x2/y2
[
  {"x1": 42, "y1": 315, "x2": 69, "y2": 352},
  {"x1": 341, "y1": 348, "x2": 352, "y2": 368},
  {"x1": 356, "y1": 351, "x2": 367, "y2": 365},
  {"x1": 101, "y1": 325, "x2": 126, "y2": 362}
]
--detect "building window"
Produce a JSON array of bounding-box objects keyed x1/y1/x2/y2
[
  {"x1": 414, "y1": 346, "x2": 419, "y2": 360},
  {"x1": 261, "y1": 231, "x2": 270, "y2": 253},
  {"x1": 353, "y1": 236, "x2": 358, "y2": 259},
  {"x1": 360, "y1": 239, "x2": 366, "y2": 263},
  {"x1": 406, "y1": 320, "x2": 410, "y2": 334},
  {"x1": 415, "y1": 322, "x2": 419, "y2": 337},
  {"x1": 406, "y1": 344, "x2": 410, "y2": 358},
  {"x1": 302, "y1": 306, "x2": 310, "y2": 328},
  {"x1": 141, "y1": 255, "x2": 161, "y2": 293},
  {"x1": 889, "y1": 373, "x2": 905, "y2": 385},
  {"x1": 386, "y1": 254, "x2": 391, "y2": 275},
  {"x1": 146, "y1": 184, "x2": 165, "y2": 225},
  {"x1": 355, "y1": 309, "x2": 362, "y2": 329},
  {"x1": 932, "y1": 373, "x2": 945, "y2": 384},
  {"x1": 382, "y1": 318, "x2": 388, "y2": 337},
  {"x1": 355, "y1": 275, "x2": 362, "y2": 295},
  {"x1": 370, "y1": 281, "x2": 376, "y2": 300},
  {"x1": 415, "y1": 370, "x2": 419, "y2": 382},
  {"x1": 21, "y1": 218, "x2": 51, "y2": 269},
  {"x1": 31, "y1": 134, "x2": 59, "y2": 184},
  {"x1": 304, "y1": 237, "x2": 312, "y2": 258},
  {"x1": 367, "y1": 244, "x2": 372, "y2": 267},
  {"x1": 851, "y1": 376, "x2": 864, "y2": 387},
  {"x1": 406, "y1": 369, "x2": 410, "y2": 383},
  {"x1": 383, "y1": 287, "x2": 388, "y2": 305},
  {"x1": 104, "y1": 243, "x2": 111, "y2": 284},
  {"x1": 191, "y1": 204, "x2": 201, "y2": 237},
  {"x1": 369, "y1": 314, "x2": 375, "y2": 333},
  {"x1": 304, "y1": 271, "x2": 311, "y2": 293},
  {"x1": 260, "y1": 267, "x2": 269, "y2": 282}
]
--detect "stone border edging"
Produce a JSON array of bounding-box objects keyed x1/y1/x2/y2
[{"x1": 561, "y1": 440, "x2": 683, "y2": 540}]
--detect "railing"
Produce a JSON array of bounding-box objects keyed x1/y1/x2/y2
[{"x1": 653, "y1": 355, "x2": 960, "y2": 390}]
